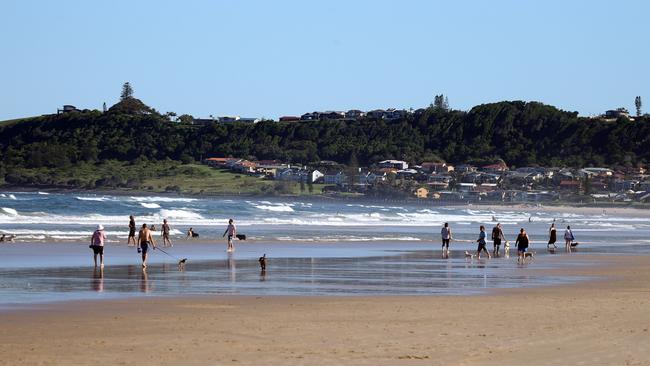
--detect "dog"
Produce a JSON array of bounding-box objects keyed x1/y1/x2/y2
[
  {"x1": 464, "y1": 250, "x2": 475, "y2": 259},
  {"x1": 236, "y1": 234, "x2": 246, "y2": 240},
  {"x1": 518, "y1": 251, "x2": 535, "y2": 263},
  {"x1": 570, "y1": 242, "x2": 579, "y2": 248},
  {"x1": 178, "y1": 258, "x2": 187, "y2": 270},
  {"x1": 259, "y1": 254, "x2": 267, "y2": 270}
]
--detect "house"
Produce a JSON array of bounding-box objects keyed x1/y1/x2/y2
[
  {"x1": 300, "y1": 112, "x2": 319, "y2": 121},
  {"x1": 276, "y1": 168, "x2": 324, "y2": 183},
  {"x1": 481, "y1": 162, "x2": 509, "y2": 173},
  {"x1": 192, "y1": 118, "x2": 216, "y2": 125},
  {"x1": 279, "y1": 116, "x2": 300, "y2": 122},
  {"x1": 319, "y1": 111, "x2": 345, "y2": 120},
  {"x1": 205, "y1": 157, "x2": 238, "y2": 168},
  {"x1": 559, "y1": 180, "x2": 581, "y2": 191},
  {"x1": 478, "y1": 183, "x2": 498, "y2": 192},
  {"x1": 580, "y1": 167, "x2": 613, "y2": 177},
  {"x1": 218, "y1": 116, "x2": 241, "y2": 123},
  {"x1": 415, "y1": 187, "x2": 429, "y2": 199},
  {"x1": 603, "y1": 108, "x2": 632, "y2": 120},
  {"x1": 455, "y1": 164, "x2": 477, "y2": 173},
  {"x1": 232, "y1": 160, "x2": 257, "y2": 173},
  {"x1": 345, "y1": 110, "x2": 365, "y2": 119},
  {"x1": 57, "y1": 105, "x2": 79, "y2": 114},
  {"x1": 366, "y1": 109, "x2": 386, "y2": 119},
  {"x1": 614, "y1": 180, "x2": 638, "y2": 192},
  {"x1": 420, "y1": 162, "x2": 454, "y2": 174},
  {"x1": 427, "y1": 174, "x2": 452, "y2": 190},
  {"x1": 396, "y1": 169, "x2": 418, "y2": 180},
  {"x1": 238, "y1": 117, "x2": 261, "y2": 124},
  {"x1": 324, "y1": 171, "x2": 347, "y2": 185},
  {"x1": 384, "y1": 108, "x2": 407, "y2": 120},
  {"x1": 458, "y1": 183, "x2": 477, "y2": 192},
  {"x1": 378, "y1": 160, "x2": 408, "y2": 170}
]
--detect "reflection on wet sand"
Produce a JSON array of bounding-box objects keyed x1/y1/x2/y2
[{"x1": 91, "y1": 267, "x2": 104, "y2": 292}]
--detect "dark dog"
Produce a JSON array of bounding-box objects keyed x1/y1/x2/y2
[
  {"x1": 178, "y1": 258, "x2": 187, "y2": 270},
  {"x1": 236, "y1": 234, "x2": 246, "y2": 240},
  {"x1": 259, "y1": 254, "x2": 266, "y2": 270}
]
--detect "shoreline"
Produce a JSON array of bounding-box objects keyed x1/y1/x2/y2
[{"x1": 1, "y1": 254, "x2": 648, "y2": 365}]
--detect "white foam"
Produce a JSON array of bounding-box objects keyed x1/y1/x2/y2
[
  {"x1": 1, "y1": 207, "x2": 18, "y2": 216},
  {"x1": 140, "y1": 202, "x2": 161, "y2": 209},
  {"x1": 130, "y1": 196, "x2": 197, "y2": 203},
  {"x1": 37, "y1": 192, "x2": 49, "y2": 195},
  {"x1": 8, "y1": 194, "x2": 16, "y2": 200},
  {"x1": 76, "y1": 196, "x2": 110, "y2": 202},
  {"x1": 159, "y1": 209, "x2": 203, "y2": 220},
  {"x1": 254, "y1": 205, "x2": 294, "y2": 212}
]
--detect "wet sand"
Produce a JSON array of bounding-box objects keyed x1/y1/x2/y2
[{"x1": 1, "y1": 255, "x2": 649, "y2": 366}]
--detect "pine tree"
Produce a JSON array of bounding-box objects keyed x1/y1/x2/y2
[
  {"x1": 120, "y1": 82, "x2": 134, "y2": 101},
  {"x1": 635, "y1": 96, "x2": 642, "y2": 117}
]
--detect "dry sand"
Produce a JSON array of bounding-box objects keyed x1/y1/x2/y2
[{"x1": 1, "y1": 255, "x2": 649, "y2": 366}]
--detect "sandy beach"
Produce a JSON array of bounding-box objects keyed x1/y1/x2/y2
[{"x1": 0, "y1": 255, "x2": 648, "y2": 366}]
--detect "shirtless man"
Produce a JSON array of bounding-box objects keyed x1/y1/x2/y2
[
  {"x1": 161, "y1": 219, "x2": 172, "y2": 247},
  {"x1": 137, "y1": 223, "x2": 156, "y2": 268}
]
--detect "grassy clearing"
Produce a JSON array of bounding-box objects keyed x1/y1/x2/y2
[{"x1": 4, "y1": 160, "x2": 326, "y2": 196}]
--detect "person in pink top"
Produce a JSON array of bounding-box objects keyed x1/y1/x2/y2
[
  {"x1": 222, "y1": 219, "x2": 236, "y2": 252},
  {"x1": 90, "y1": 224, "x2": 107, "y2": 267}
]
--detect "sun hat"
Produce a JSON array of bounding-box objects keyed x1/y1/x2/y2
[{"x1": 97, "y1": 224, "x2": 104, "y2": 231}]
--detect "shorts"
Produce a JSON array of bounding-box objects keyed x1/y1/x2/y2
[
  {"x1": 140, "y1": 241, "x2": 150, "y2": 254},
  {"x1": 493, "y1": 239, "x2": 501, "y2": 246},
  {"x1": 129, "y1": 229, "x2": 136, "y2": 237},
  {"x1": 162, "y1": 233, "x2": 169, "y2": 239},
  {"x1": 518, "y1": 247, "x2": 527, "y2": 252},
  {"x1": 227, "y1": 235, "x2": 233, "y2": 241},
  {"x1": 477, "y1": 241, "x2": 487, "y2": 251},
  {"x1": 442, "y1": 238, "x2": 450, "y2": 247},
  {"x1": 91, "y1": 245, "x2": 104, "y2": 255}
]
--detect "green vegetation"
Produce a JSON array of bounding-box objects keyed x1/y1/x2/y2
[{"x1": 0, "y1": 96, "x2": 648, "y2": 194}]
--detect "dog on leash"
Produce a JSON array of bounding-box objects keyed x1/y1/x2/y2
[{"x1": 259, "y1": 254, "x2": 267, "y2": 270}]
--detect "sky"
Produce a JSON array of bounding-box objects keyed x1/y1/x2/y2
[{"x1": 1, "y1": 0, "x2": 648, "y2": 121}]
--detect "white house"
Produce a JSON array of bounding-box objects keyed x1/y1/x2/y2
[{"x1": 378, "y1": 160, "x2": 408, "y2": 170}]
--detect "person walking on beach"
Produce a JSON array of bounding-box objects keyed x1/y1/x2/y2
[
  {"x1": 564, "y1": 225, "x2": 575, "y2": 252},
  {"x1": 223, "y1": 219, "x2": 236, "y2": 252},
  {"x1": 137, "y1": 223, "x2": 156, "y2": 268},
  {"x1": 548, "y1": 223, "x2": 557, "y2": 250},
  {"x1": 90, "y1": 224, "x2": 107, "y2": 268},
  {"x1": 516, "y1": 228, "x2": 530, "y2": 263},
  {"x1": 476, "y1": 225, "x2": 491, "y2": 259},
  {"x1": 127, "y1": 215, "x2": 136, "y2": 246},
  {"x1": 161, "y1": 219, "x2": 172, "y2": 247},
  {"x1": 491, "y1": 223, "x2": 505, "y2": 256},
  {"x1": 441, "y1": 222, "x2": 452, "y2": 258}
]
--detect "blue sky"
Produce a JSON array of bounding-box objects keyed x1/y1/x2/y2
[{"x1": 1, "y1": 0, "x2": 648, "y2": 120}]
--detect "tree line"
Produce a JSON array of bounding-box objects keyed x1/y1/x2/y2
[{"x1": 1, "y1": 99, "x2": 648, "y2": 185}]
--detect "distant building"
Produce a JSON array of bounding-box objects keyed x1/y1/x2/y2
[
  {"x1": 319, "y1": 111, "x2": 345, "y2": 120},
  {"x1": 455, "y1": 164, "x2": 477, "y2": 173},
  {"x1": 603, "y1": 108, "x2": 632, "y2": 120},
  {"x1": 279, "y1": 116, "x2": 300, "y2": 122},
  {"x1": 366, "y1": 109, "x2": 386, "y2": 119},
  {"x1": 415, "y1": 187, "x2": 429, "y2": 199},
  {"x1": 378, "y1": 160, "x2": 408, "y2": 170},
  {"x1": 57, "y1": 105, "x2": 79, "y2": 114},
  {"x1": 481, "y1": 162, "x2": 509, "y2": 173},
  {"x1": 384, "y1": 108, "x2": 407, "y2": 120},
  {"x1": 324, "y1": 171, "x2": 347, "y2": 185},
  {"x1": 192, "y1": 118, "x2": 216, "y2": 125},
  {"x1": 345, "y1": 110, "x2": 365, "y2": 119},
  {"x1": 300, "y1": 112, "x2": 319, "y2": 121},
  {"x1": 420, "y1": 162, "x2": 454, "y2": 174}
]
